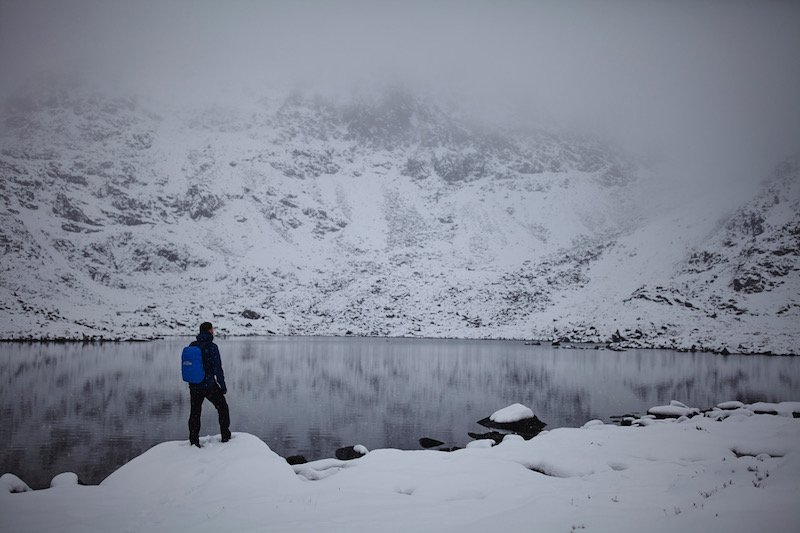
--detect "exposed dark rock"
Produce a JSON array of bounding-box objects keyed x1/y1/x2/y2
[
  {"x1": 402, "y1": 157, "x2": 429, "y2": 179},
  {"x1": 432, "y1": 151, "x2": 488, "y2": 182},
  {"x1": 476, "y1": 414, "x2": 547, "y2": 438},
  {"x1": 335, "y1": 445, "x2": 367, "y2": 461},
  {"x1": 752, "y1": 408, "x2": 778, "y2": 415},
  {"x1": 468, "y1": 431, "x2": 507, "y2": 444},
  {"x1": 611, "y1": 413, "x2": 640, "y2": 419},
  {"x1": 128, "y1": 132, "x2": 153, "y2": 150},
  {"x1": 53, "y1": 193, "x2": 100, "y2": 226},
  {"x1": 109, "y1": 214, "x2": 148, "y2": 226},
  {"x1": 286, "y1": 455, "x2": 307, "y2": 465},
  {"x1": 732, "y1": 275, "x2": 765, "y2": 293},
  {"x1": 241, "y1": 309, "x2": 261, "y2": 320},
  {"x1": 61, "y1": 223, "x2": 100, "y2": 234},
  {"x1": 180, "y1": 186, "x2": 223, "y2": 220},
  {"x1": 46, "y1": 164, "x2": 88, "y2": 185},
  {"x1": 271, "y1": 149, "x2": 341, "y2": 179},
  {"x1": 419, "y1": 437, "x2": 445, "y2": 449}
]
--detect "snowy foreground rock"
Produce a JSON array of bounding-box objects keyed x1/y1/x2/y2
[{"x1": 3, "y1": 402, "x2": 799, "y2": 533}]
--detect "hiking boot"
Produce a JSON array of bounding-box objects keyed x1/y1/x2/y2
[{"x1": 221, "y1": 434, "x2": 231, "y2": 443}]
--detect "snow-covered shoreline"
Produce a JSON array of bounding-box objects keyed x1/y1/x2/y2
[
  {"x1": 1, "y1": 332, "x2": 796, "y2": 357},
  {"x1": 3, "y1": 401, "x2": 799, "y2": 533}
]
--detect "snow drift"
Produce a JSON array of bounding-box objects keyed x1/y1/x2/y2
[{"x1": 2, "y1": 401, "x2": 799, "y2": 533}]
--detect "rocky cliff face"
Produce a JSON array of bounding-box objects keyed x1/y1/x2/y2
[
  {"x1": 0, "y1": 81, "x2": 796, "y2": 354},
  {"x1": 584, "y1": 157, "x2": 799, "y2": 355}
]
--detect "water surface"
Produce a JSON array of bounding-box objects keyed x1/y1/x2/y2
[{"x1": 1, "y1": 336, "x2": 798, "y2": 489}]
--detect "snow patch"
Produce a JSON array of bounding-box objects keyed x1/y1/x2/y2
[{"x1": 490, "y1": 403, "x2": 534, "y2": 423}]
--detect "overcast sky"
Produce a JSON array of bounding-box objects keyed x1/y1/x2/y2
[{"x1": 1, "y1": 0, "x2": 799, "y2": 186}]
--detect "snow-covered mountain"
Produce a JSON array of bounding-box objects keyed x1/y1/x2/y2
[{"x1": 0, "y1": 80, "x2": 797, "y2": 354}]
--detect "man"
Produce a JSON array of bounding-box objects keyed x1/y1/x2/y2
[{"x1": 188, "y1": 321, "x2": 231, "y2": 447}]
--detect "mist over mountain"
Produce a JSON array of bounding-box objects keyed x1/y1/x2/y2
[{"x1": 0, "y1": 78, "x2": 797, "y2": 354}]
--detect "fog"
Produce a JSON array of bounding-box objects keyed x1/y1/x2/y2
[{"x1": 1, "y1": 0, "x2": 799, "y2": 187}]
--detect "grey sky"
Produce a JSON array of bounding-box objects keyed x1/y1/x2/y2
[{"x1": 1, "y1": 0, "x2": 799, "y2": 185}]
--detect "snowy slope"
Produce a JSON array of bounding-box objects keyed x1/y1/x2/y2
[{"x1": 0, "y1": 80, "x2": 797, "y2": 353}]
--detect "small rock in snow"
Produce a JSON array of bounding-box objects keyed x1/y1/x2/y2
[{"x1": 335, "y1": 445, "x2": 368, "y2": 461}]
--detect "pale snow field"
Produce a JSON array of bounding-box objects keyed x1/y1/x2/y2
[{"x1": 3, "y1": 401, "x2": 799, "y2": 533}]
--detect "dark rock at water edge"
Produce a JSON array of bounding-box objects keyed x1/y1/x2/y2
[
  {"x1": 468, "y1": 431, "x2": 511, "y2": 444},
  {"x1": 419, "y1": 437, "x2": 445, "y2": 449},
  {"x1": 477, "y1": 414, "x2": 547, "y2": 438},
  {"x1": 335, "y1": 445, "x2": 367, "y2": 461}
]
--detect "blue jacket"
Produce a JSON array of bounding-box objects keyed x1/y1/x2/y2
[{"x1": 188, "y1": 332, "x2": 227, "y2": 391}]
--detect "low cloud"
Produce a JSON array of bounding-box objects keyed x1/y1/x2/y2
[{"x1": 2, "y1": 0, "x2": 798, "y2": 186}]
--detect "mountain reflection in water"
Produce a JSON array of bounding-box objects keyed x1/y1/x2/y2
[{"x1": 1, "y1": 336, "x2": 798, "y2": 489}]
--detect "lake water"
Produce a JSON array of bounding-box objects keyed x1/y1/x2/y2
[{"x1": 1, "y1": 336, "x2": 799, "y2": 489}]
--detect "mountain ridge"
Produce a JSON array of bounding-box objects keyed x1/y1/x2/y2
[{"x1": 0, "y1": 82, "x2": 796, "y2": 354}]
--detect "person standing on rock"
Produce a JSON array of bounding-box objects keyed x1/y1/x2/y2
[{"x1": 188, "y1": 322, "x2": 231, "y2": 447}]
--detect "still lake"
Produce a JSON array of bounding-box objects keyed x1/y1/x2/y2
[{"x1": 2, "y1": 336, "x2": 799, "y2": 489}]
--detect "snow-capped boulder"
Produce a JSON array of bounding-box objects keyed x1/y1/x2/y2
[
  {"x1": 335, "y1": 445, "x2": 369, "y2": 461},
  {"x1": 477, "y1": 403, "x2": 547, "y2": 438},
  {"x1": 490, "y1": 403, "x2": 534, "y2": 423}
]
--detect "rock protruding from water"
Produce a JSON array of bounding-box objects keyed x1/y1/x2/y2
[
  {"x1": 419, "y1": 437, "x2": 445, "y2": 449},
  {"x1": 477, "y1": 403, "x2": 547, "y2": 439}
]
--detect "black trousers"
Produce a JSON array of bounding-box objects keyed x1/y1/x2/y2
[{"x1": 188, "y1": 385, "x2": 231, "y2": 444}]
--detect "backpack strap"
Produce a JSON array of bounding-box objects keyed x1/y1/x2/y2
[{"x1": 197, "y1": 342, "x2": 213, "y2": 376}]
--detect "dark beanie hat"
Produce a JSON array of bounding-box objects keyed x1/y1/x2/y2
[{"x1": 200, "y1": 322, "x2": 213, "y2": 333}]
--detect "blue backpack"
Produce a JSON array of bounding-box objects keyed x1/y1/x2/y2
[{"x1": 181, "y1": 345, "x2": 206, "y2": 383}]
